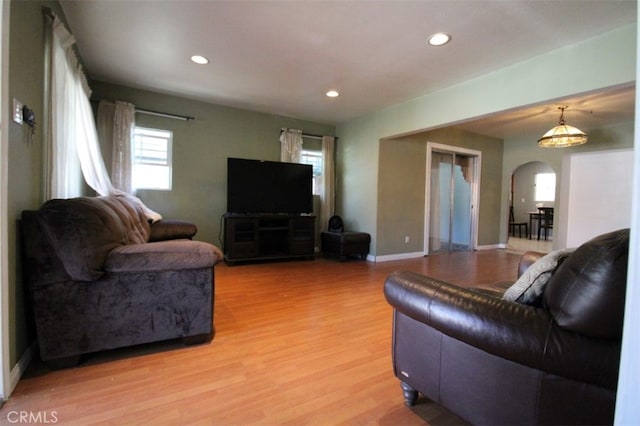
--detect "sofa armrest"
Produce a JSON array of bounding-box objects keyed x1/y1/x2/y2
[
  {"x1": 105, "y1": 240, "x2": 220, "y2": 273},
  {"x1": 383, "y1": 270, "x2": 620, "y2": 389},
  {"x1": 518, "y1": 251, "x2": 545, "y2": 278},
  {"x1": 149, "y1": 220, "x2": 197, "y2": 242}
]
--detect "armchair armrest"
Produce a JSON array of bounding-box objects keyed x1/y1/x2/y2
[
  {"x1": 384, "y1": 270, "x2": 620, "y2": 389},
  {"x1": 384, "y1": 271, "x2": 550, "y2": 366},
  {"x1": 149, "y1": 220, "x2": 197, "y2": 242}
]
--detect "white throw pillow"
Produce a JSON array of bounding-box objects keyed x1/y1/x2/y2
[{"x1": 503, "y1": 248, "x2": 575, "y2": 305}]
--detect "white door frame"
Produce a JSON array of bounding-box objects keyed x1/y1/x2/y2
[
  {"x1": 0, "y1": 0, "x2": 11, "y2": 400},
  {"x1": 424, "y1": 142, "x2": 481, "y2": 255}
]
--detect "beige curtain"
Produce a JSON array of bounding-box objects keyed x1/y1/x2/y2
[
  {"x1": 456, "y1": 155, "x2": 472, "y2": 183},
  {"x1": 279, "y1": 128, "x2": 303, "y2": 163},
  {"x1": 97, "y1": 100, "x2": 136, "y2": 193},
  {"x1": 320, "y1": 136, "x2": 335, "y2": 230}
]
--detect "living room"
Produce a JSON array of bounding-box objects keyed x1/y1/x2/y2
[{"x1": 2, "y1": 0, "x2": 639, "y2": 424}]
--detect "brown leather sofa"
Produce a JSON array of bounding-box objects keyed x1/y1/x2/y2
[
  {"x1": 384, "y1": 229, "x2": 629, "y2": 425},
  {"x1": 21, "y1": 195, "x2": 222, "y2": 369}
]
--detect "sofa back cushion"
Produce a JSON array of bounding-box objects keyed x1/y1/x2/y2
[
  {"x1": 37, "y1": 196, "x2": 151, "y2": 281},
  {"x1": 106, "y1": 195, "x2": 151, "y2": 244},
  {"x1": 544, "y1": 229, "x2": 629, "y2": 339}
]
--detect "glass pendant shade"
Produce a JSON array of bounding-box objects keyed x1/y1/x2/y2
[{"x1": 538, "y1": 107, "x2": 588, "y2": 148}]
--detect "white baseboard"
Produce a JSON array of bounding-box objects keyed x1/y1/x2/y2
[
  {"x1": 6, "y1": 343, "x2": 35, "y2": 399},
  {"x1": 477, "y1": 243, "x2": 506, "y2": 250},
  {"x1": 371, "y1": 251, "x2": 425, "y2": 262},
  {"x1": 370, "y1": 244, "x2": 508, "y2": 262}
]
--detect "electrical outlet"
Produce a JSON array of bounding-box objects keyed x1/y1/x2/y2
[
  {"x1": 13, "y1": 99, "x2": 23, "y2": 124},
  {"x1": 404, "y1": 236, "x2": 410, "y2": 244}
]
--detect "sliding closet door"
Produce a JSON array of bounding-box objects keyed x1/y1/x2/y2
[
  {"x1": 429, "y1": 152, "x2": 453, "y2": 253},
  {"x1": 427, "y1": 148, "x2": 475, "y2": 254},
  {"x1": 452, "y1": 155, "x2": 472, "y2": 250}
]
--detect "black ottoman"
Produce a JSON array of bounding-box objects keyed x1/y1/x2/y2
[{"x1": 321, "y1": 231, "x2": 371, "y2": 261}]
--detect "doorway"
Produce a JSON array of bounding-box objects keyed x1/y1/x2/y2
[
  {"x1": 425, "y1": 142, "x2": 481, "y2": 254},
  {"x1": 508, "y1": 161, "x2": 555, "y2": 253}
]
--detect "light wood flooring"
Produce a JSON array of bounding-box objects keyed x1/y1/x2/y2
[{"x1": 1, "y1": 250, "x2": 522, "y2": 425}]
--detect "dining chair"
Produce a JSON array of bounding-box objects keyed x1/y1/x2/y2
[
  {"x1": 509, "y1": 205, "x2": 528, "y2": 238},
  {"x1": 537, "y1": 207, "x2": 554, "y2": 240}
]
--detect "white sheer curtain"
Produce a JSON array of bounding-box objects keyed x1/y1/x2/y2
[
  {"x1": 44, "y1": 14, "x2": 162, "y2": 222},
  {"x1": 45, "y1": 15, "x2": 81, "y2": 199},
  {"x1": 279, "y1": 128, "x2": 303, "y2": 163},
  {"x1": 97, "y1": 100, "x2": 136, "y2": 193},
  {"x1": 319, "y1": 136, "x2": 335, "y2": 230},
  {"x1": 46, "y1": 14, "x2": 113, "y2": 198}
]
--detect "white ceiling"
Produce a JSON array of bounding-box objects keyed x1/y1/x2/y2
[
  {"x1": 452, "y1": 84, "x2": 636, "y2": 139},
  {"x1": 60, "y1": 0, "x2": 636, "y2": 137}
]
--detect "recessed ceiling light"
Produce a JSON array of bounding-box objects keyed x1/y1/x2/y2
[
  {"x1": 191, "y1": 55, "x2": 209, "y2": 65},
  {"x1": 428, "y1": 33, "x2": 451, "y2": 46},
  {"x1": 326, "y1": 90, "x2": 340, "y2": 98}
]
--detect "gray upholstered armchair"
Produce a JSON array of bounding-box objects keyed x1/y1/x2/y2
[{"x1": 21, "y1": 195, "x2": 222, "y2": 369}]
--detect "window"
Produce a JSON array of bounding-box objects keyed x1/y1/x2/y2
[
  {"x1": 300, "y1": 149, "x2": 322, "y2": 194},
  {"x1": 132, "y1": 126, "x2": 172, "y2": 190},
  {"x1": 534, "y1": 172, "x2": 556, "y2": 202}
]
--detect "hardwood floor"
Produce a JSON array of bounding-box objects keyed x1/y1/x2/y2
[{"x1": 1, "y1": 250, "x2": 521, "y2": 425}]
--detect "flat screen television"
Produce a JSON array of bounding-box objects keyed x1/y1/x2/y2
[{"x1": 227, "y1": 157, "x2": 313, "y2": 214}]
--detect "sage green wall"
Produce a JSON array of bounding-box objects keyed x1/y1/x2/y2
[
  {"x1": 7, "y1": 0, "x2": 66, "y2": 369},
  {"x1": 336, "y1": 25, "x2": 636, "y2": 257},
  {"x1": 334, "y1": 115, "x2": 379, "y2": 250},
  {"x1": 377, "y1": 138, "x2": 426, "y2": 255},
  {"x1": 90, "y1": 81, "x2": 335, "y2": 246},
  {"x1": 376, "y1": 128, "x2": 503, "y2": 256},
  {"x1": 500, "y1": 121, "x2": 635, "y2": 245}
]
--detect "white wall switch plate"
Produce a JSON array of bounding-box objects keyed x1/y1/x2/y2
[{"x1": 13, "y1": 98, "x2": 23, "y2": 124}]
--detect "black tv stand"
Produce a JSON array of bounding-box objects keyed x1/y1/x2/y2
[{"x1": 223, "y1": 214, "x2": 315, "y2": 265}]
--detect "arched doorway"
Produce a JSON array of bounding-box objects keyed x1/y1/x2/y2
[{"x1": 507, "y1": 161, "x2": 555, "y2": 253}]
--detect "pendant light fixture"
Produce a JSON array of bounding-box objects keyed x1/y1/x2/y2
[{"x1": 538, "y1": 106, "x2": 588, "y2": 148}]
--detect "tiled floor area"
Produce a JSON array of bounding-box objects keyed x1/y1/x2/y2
[{"x1": 506, "y1": 236, "x2": 553, "y2": 254}]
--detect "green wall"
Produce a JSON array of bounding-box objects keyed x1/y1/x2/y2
[
  {"x1": 90, "y1": 81, "x2": 335, "y2": 246},
  {"x1": 377, "y1": 128, "x2": 503, "y2": 256},
  {"x1": 7, "y1": 0, "x2": 67, "y2": 369},
  {"x1": 336, "y1": 24, "x2": 636, "y2": 257},
  {"x1": 377, "y1": 138, "x2": 426, "y2": 255}
]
